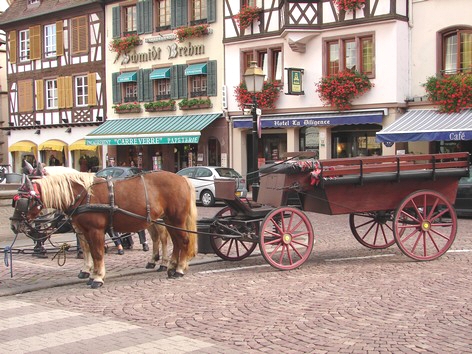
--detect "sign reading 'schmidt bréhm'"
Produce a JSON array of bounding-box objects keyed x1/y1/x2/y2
[{"x1": 120, "y1": 42, "x2": 205, "y2": 65}]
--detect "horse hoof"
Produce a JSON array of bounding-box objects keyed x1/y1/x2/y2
[
  {"x1": 145, "y1": 262, "x2": 156, "y2": 269},
  {"x1": 168, "y1": 271, "x2": 184, "y2": 279},
  {"x1": 157, "y1": 265, "x2": 167, "y2": 272},
  {"x1": 86, "y1": 278, "x2": 94, "y2": 286},
  {"x1": 78, "y1": 271, "x2": 90, "y2": 279},
  {"x1": 90, "y1": 281, "x2": 103, "y2": 289}
]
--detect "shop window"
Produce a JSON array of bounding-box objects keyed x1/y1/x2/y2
[
  {"x1": 300, "y1": 127, "x2": 320, "y2": 159},
  {"x1": 324, "y1": 35, "x2": 374, "y2": 77},
  {"x1": 441, "y1": 28, "x2": 472, "y2": 74},
  {"x1": 155, "y1": 0, "x2": 171, "y2": 31}
]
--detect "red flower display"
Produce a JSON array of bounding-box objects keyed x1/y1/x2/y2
[
  {"x1": 315, "y1": 70, "x2": 373, "y2": 110},
  {"x1": 334, "y1": 0, "x2": 366, "y2": 12},
  {"x1": 109, "y1": 34, "x2": 141, "y2": 55},
  {"x1": 174, "y1": 24, "x2": 209, "y2": 42},
  {"x1": 234, "y1": 81, "x2": 280, "y2": 110},
  {"x1": 423, "y1": 73, "x2": 472, "y2": 113},
  {"x1": 233, "y1": 6, "x2": 261, "y2": 29}
]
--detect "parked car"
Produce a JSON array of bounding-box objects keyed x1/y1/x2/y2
[
  {"x1": 454, "y1": 176, "x2": 472, "y2": 217},
  {"x1": 177, "y1": 166, "x2": 248, "y2": 207},
  {"x1": 95, "y1": 166, "x2": 142, "y2": 179}
]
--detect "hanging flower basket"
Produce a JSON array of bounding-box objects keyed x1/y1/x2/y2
[
  {"x1": 233, "y1": 6, "x2": 262, "y2": 29},
  {"x1": 113, "y1": 102, "x2": 142, "y2": 114},
  {"x1": 315, "y1": 70, "x2": 373, "y2": 110},
  {"x1": 109, "y1": 34, "x2": 141, "y2": 56},
  {"x1": 144, "y1": 100, "x2": 176, "y2": 112},
  {"x1": 174, "y1": 24, "x2": 210, "y2": 43},
  {"x1": 423, "y1": 73, "x2": 472, "y2": 113},
  {"x1": 334, "y1": 0, "x2": 366, "y2": 12},
  {"x1": 234, "y1": 81, "x2": 281, "y2": 110}
]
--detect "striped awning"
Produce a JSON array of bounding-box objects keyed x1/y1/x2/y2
[
  {"x1": 150, "y1": 67, "x2": 171, "y2": 80},
  {"x1": 185, "y1": 63, "x2": 207, "y2": 76},
  {"x1": 69, "y1": 139, "x2": 97, "y2": 151},
  {"x1": 85, "y1": 113, "x2": 221, "y2": 146},
  {"x1": 117, "y1": 72, "x2": 137, "y2": 83},
  {"x1": 8, "y1": 141, "x2": 37, "y2": 152},
  {"x1": 376, "y1": 109, "x2": 472, "y2": 143}
]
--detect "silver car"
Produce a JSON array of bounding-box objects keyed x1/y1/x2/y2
[{"x1": 177, "y1": 166, "x2": 248, "y2": 207}]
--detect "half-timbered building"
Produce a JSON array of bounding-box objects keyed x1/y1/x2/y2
[{"x1": 0, "y1": 0, "x2": 105, "y2": 172}]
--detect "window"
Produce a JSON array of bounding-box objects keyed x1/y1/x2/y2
[
  {"x1": 124, "y1": 82, "x2": 138, "y2": 102},
  {"x1": 324, "y1": 35, "x2": 374, "y2": 76},
  {"x1": 19, "y1": 30, "x2": 30, "y2": 62},
  {"x1": 46, "y1": 79, "x2": 58, "y2": 109},
  {"x1": 75, "y1": 76, "x2": 88, "y2": 107},
  {"x1": 44, "y1": 24, "x2": 56, "y2": 58},
  {"x1": 441, "y1": 28, "x2": 472, "y2": 74},
  {"x1": 242, "y1": 47, "x2": 283, "y2": 82},
  {"x1": 190, "y1": 75, "x2": 207, "y2": 97},
  {"x1": 192, "y1": 0, "x2": 207, "y2": 23},
  {"x1": 156, "y1": 0, "x2": 171, "y2": 31},
  {"x1": 124, "y1": 5, "x2": 137, "y2": 33},
  {"x1": 156, "y1": 79, "x2": 171, "y2": 100}
]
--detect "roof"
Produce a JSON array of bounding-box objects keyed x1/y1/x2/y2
[{"x1": 376, "y1": 109, "x2": 472, "y2": 143}]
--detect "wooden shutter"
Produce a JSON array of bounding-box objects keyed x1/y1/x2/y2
[
  {"x1": 137, "y1": 0, "x2": 153, "y2": 34},
  {"x1": 88, "y1": 73, "x2": 97, "y2": 106},
  {"x1": 18, "y1": 80, "x2": 34, "y2": 113},
  {"x1": 56, "y1": 20, "x2": 64, "y2": 57},
  {"x1": 58, "y1": 77, "x2": 65, "y2": 108},
  {"x1": 112, "y1": 72, "x2": 122, "y2": 104},
  {"x1": 71, "y1": 16, "x2": 88, "y2": 54},
  {"x1": 171, "y1": 0, "x2": 188, "y2": 29},
  {"x1": 207, "y1": 0, "x2": 216, "y2": 23},
  {"x1": 29, "y1": 25, "x2": 41, "y2": 60},
  {"x1": 65, "y1": 76, "x2": 73, "y2": 108},
  {"x1": 36, "y1": 79, "x2": 44, "y2": 110},
  {"x1": 207, "y1": 60, "x2": 217, "y2": 96},
  {"x1": 112, "y1": 6, "x2": 121, "y2": 38},
  {"x1": 9, "y1": 31, "x2": 17, "y2": 64}
]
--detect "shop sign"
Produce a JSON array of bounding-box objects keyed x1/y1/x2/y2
[
  {"x1": 86, "y1": 135, "x2": 200, "y2": 146},
  {"x1": 121, "y1": 42, "x2": 205, "y2": 65},
  {"x1": 286, "y1": 68, "x2": 304, "y2": 95}
]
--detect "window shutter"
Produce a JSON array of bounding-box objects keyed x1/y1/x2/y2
[
  {"x1": 177, "y1": 64, "x2": 187, "y2": 99},
  {"x1": 58, "y1": 77, "x2": 65, "y2": 108},
  {"x1": 29, "y1": 25, "x2": 41, "y2": 60},
  {"x1": 137, "y1": 0, "x2": 153, "y2": 34},
  {"x1": 207, "y1": 60, "x2": 217, "y2": 96},
  {"x1": 137, "y1": 69, "x2": 144, "y2": 101},
  {"x1": 207, "y1": 0, "x2": 216, "y2": 23},
  {"x1": 9, "y1": 31, "x2": 16, "y2": 64},
  {"x1": 141, "y1": 68, "x2": 153, "y2": 102},
  {"x1": 112, "y1": 7, "x2": 121, "y2": 38},
  {"x1": 19, "y1": 80, "x2": 33, "y2": 113},
  {"x1": 170, "y1": 65, "x2": 179, "y2": 99},
  {"x1": 56, "y1": 21, "x2": 64, "y2": 56},
  {"x1": 112, "y1": 72, "x2": 122, "y2": 104},
  {"x1": 171, "y1": 0, "x2": 188, "y2": 29},
  {"x1": 65, "y1": 76, "x2": 73, "y2": 108},
  {"x1": 72, "y1": 16, "x2": 89, "y2": 54},
  {"x1": 88, "y1": 72, "x2": 97, "y2": 106},
  {"x1": 36, "y1": 80, "x2": 44, "y2": 110}
]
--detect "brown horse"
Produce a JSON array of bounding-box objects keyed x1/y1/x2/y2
[
  {"x1": 16, "y1": 171, "x2": 197, "y2": 288},
  {"x1": 145, "y1": 223, "x2": 171, "y2": 272}
]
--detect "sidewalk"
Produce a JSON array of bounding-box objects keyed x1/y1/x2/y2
[{"x1": 0, "y1": 199, "x2": 223, "y2": 297}]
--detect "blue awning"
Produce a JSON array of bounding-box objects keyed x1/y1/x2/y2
[
  {"x1": 376, "y1": 109, "x2": 472, "y2": 143},
  {"x1": 233, "y1": 111, "x2": 384, "y2": 129},
  {"x1": 117, "y1": 72, "x2": 137, "y2": 83},
  {"x1": 185, "y1": 63, "x2": 207, "y2": 76},
  {"x1": 150, "y1": 68, "x2": 170, "y2": 80}
]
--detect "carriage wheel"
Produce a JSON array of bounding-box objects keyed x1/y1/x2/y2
[
  {"x1": 259, "y1": 207, "x2": 314, "y2": 270},
  {"x1": 209, "y1": 206, "x2": 257, "y2": 261},
  {"x1": 393, "y1": 190, "x2": 457, "y2": 261},
  {"x1": 349, "y1": 211, "x2": 396, "y2": 249}
]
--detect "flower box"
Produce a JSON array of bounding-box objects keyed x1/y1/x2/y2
[
  {"x1": 145, "y1": 106, "x2": 176, "y2": 112},
  {"x1": 180, "y1": 104, "x2": 212, "y2": 110},
  {"x1": 115, "y1": 108, "x2": 142, "y2": 114},
  {"x1": 174, "y1": 24, "x2": 210, "y2": 42},
  {"x1": 423, "y1": 73, "x2": 472, "y2": 113},
  {"x1": 144, "y1": 100, "x2": 176, "y2": 112},
  {"x1": 178, "y1": 98, "x2": 212, "y2": 110}
]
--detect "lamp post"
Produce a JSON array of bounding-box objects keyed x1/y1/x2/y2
[{"x1": 243, "y1": 61, "x2": 265, "y2": 201}]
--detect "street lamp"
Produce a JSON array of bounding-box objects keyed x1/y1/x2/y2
[{"x1": 243, "y1": 61, "x2": 265, "y2": 201}]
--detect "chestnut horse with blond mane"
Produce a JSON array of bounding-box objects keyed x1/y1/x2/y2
[{"x1": 15, "y1": 170, "x2": 197, "y2": 288}]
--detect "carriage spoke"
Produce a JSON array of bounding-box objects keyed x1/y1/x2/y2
[{"x1": 349, "y1": 211, "x2": 395, "y2": 249}]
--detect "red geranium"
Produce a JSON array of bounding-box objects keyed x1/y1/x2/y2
[
  {"x1": 423, "y1": 73, "x2": 472, "y2": 113},
  {"x1": 234, "y1": 81, "x2": 280, "y2": 110},
  {"x1": 334, "y1": 0, "x2": 366, "y2": 12}
]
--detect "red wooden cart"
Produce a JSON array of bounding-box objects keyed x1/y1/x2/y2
[{"x1": 204, "y1": 152, "x2": 470, "y2": 270}]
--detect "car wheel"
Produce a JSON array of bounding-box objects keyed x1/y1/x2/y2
[{"x1": 201, "y1": 190, "x2": 215, "y2": 207}]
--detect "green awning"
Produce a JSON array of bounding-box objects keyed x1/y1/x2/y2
[
  {"x1": 150, "y1": 67, "x2": 171, "y2": 80},
  {"x1": 185, "y1": 63, "x2": 207, "y2": 76},
  {"x1": 117, "y1": 72, "x2": 137, "y2": 83},
  {"x1": 85, "y1": 113, "x2": 221, "y2": 146}
]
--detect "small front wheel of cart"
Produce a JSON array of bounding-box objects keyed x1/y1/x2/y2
[
  {"x1": 349, "y1": 211, "x2": 396, "y2": 249},
  {"x1": 393, "y1": 190, "x2": 457, "y2": 261},
  {"x1": 259, "y1": 207, "x2": 314, "y2": 270},
  {"x1": 209, "y1": 206, "x2": 258, "y2": 261}
]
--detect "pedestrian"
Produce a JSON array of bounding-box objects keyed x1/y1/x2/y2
[{"x1": 49, "y1": 154, "x2": 58, "y2": 166}]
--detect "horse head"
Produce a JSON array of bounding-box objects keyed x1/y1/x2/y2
[{"x1": 10, "y1": 175, "x2": 44, "y2": 233}]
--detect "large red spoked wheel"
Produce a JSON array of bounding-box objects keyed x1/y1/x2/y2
[
  {"x1": 259, "y1": 207, "x2": 314, "y2": 270},
  {"x1": 209, "y1": 207, "x2": 258, "y2": 261},
  {"x1": 349, "y1": 211, "x2": 396, "y2": 249},
  {"x1": 393, "y1": 190, "x2": 457, "y2": 261}
]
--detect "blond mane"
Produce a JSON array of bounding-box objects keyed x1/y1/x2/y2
[{"x1": 34, "y1": 173, "x2": 96, "y2": 210}]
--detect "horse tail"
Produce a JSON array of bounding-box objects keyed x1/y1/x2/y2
[{"x1": 184, "y1": 176, "x2": 198, "y2": 259}]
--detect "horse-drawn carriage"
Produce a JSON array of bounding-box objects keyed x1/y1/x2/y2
[{"x1": 203, "y1": 152, "x2": 470, "y2": 269}]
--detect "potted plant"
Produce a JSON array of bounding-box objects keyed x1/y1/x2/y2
[
  {"x1": 423, "y1": 73, "x2": 472, "y2": 113},
  {"x1": 112, "y1": 102, "x2": 142, "y2": 113},
  {"x1": 315, "y1": 70, "x2": 373, "y2": 110},
  {"x1": 174, "y1": 24, "x2": 210, "y2": 42},
  {"x1": 144, "y1": 100, "x2": 176, "y2": 112},
  {"x1": 178, "y1": 98, "x2": 212, "y2": 110},
  {"x1": 234, "y1": 81, "x2": 281, "y2": 110},
  {"x1": 233, "y1": 6, "x2": 262, "y2": 30},
  {"x1": 334, "y1": 0, "x2": 366, "y2": 12},
  {"x1": 109, "y1": 34, "x2": 141, "y2": 56}
]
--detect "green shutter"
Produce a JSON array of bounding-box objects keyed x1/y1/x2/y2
[
  {"x1": 207, "y1": 0, "x2": 216, "y2": 23},
  {"x1": 112, "y1": 7, "x2": 121, "y2": 38},
  {"x1": 141, "y1": 68, "x2": 153, "y2": 101},
  {"x1": 207, "y1": 60, "x2": 217, "y2": 96},
  {"x1": 170, "y1": 64, "x2": 187, "y2": 99},
  {"x1": 112, "y1": 72, "x2": 122, "y2": 104},
  {"x1": 137, "y1": 0, "x2": 153, "y2": 34},
  {"x1": 177, "y1": 64, "x2": 187, "y2": 99},
  {"x1": 137, "y1": 69, "x2": 144, "y2": 101},
  {"x1": 171, "y1": 0, "x2": 188, "y2": 29}
]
